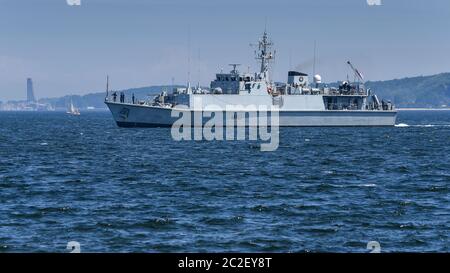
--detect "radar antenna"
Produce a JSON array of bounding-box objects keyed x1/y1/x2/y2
[{"x1": 229, "y1": 63, "x2": 241, "y2": 74}]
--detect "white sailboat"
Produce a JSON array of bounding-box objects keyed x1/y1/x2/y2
[{"x1": 67, "y1": 99, "x2": 80, "y2": 116}]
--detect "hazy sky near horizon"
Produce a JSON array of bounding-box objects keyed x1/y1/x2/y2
[{"x1": 1, "y1": 0, "x2": 449, "y2": 101}]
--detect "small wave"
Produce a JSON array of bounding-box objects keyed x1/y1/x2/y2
[
  {"x1": 0, "y1": 245, "x2": 9, "y2": 252},
  {"x1": 202, "y1": 216, "x2": 244, "y2": 226},
  {"x1": 413, "y1": 124, "x2": 450, "y2": 127},
  {"x1": 39, "y1": 142, "x2": 48, "y2": 146},
  {"x1": 395, "y1": 123, "x2": 450, "y2": 128},
  {"x1": 131, "y1": 218, "x2": 174, "y2": 229},
  {"x1": 359, "y1": 183, "x2": 377, "y2": 187},
  {"x1": 395, "y1": 123, "x2": 409, "y2": 127},
  {"x1": 327, "y1": 183, "x2": 345, "y2": 188}
]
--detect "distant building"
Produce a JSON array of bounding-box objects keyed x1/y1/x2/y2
[
  {"x1": 0, "y1": 78, "x2": 54, "y2": 111},
  {"x1": 27, "y1": 78, "x2": 36, "y2": 102}
]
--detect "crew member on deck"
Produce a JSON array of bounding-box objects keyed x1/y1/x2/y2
[
  {"x1": 132, "y1": 93, "x2": 135, "y2": 104},
  {"x1": 112, "y1": 91, "x2": 117, "y2": 102}
]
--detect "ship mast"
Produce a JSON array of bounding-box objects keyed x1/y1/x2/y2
[
  {"x1": 105, "y1": 75, "x2": 109, "y2": 101},
  {"x1": 255, "y1": 31, "x2": 275, "y2": 79}
]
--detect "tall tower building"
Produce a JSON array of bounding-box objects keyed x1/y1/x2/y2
[{"x1": 27, "y1": 78, "x2": 36, "y2": 102}]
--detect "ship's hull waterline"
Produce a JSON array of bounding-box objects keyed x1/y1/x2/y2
[{"x1": 106, "y1": 102, "x2": 397, "y2": 127}]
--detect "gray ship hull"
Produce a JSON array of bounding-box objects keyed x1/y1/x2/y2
[{"x1": 106, "y1": 102, "x2": 397, "y2": 127}]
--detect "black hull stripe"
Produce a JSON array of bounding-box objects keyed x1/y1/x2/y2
[
  {"x1": 116, "y1": 121, "x2": 394, "y2": 128},
  {"x1": 116, "y1": 121, "x2": 172, "y2": 128}
]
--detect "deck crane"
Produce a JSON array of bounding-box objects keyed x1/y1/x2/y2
[
  {"x1": 347, "y1": 61, "x2": 380, "y2": 107},
  {"x1": 347, "y1": 61, "x2": 365, "y2": 84}
]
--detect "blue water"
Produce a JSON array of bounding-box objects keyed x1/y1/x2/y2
[{"x1": 0, "y1": 110, "x2": 449, "y2": 252}]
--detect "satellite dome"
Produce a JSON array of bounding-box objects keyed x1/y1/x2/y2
[{"x1": 313, "y1": 74, "x2": 322, "y2": 83}]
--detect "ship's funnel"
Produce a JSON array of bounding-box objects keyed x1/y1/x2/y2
[{"x1": 288, "y1": 71, "x2": 308, "y2": 87}]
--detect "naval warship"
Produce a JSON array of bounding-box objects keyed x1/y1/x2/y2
[{"x1": 105, "y1": 31, "x2": 397, "y2": 127}]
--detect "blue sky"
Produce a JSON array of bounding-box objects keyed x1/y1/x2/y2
[{"x1": 1, "y1": 0, "x2": 449, "y2": 101}]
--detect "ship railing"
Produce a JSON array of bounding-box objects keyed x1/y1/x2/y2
[{"x1": 105, "y1": 93, "x2": 145, "y2": 105}]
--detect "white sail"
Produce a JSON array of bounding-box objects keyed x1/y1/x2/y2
[{"x1": 67, "y1": 99, "x2": 80, "y2": 115}]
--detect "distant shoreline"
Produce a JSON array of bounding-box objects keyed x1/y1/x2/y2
[{"x1": 397, "y1": 108, "x2": 450, "y2": 111}]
